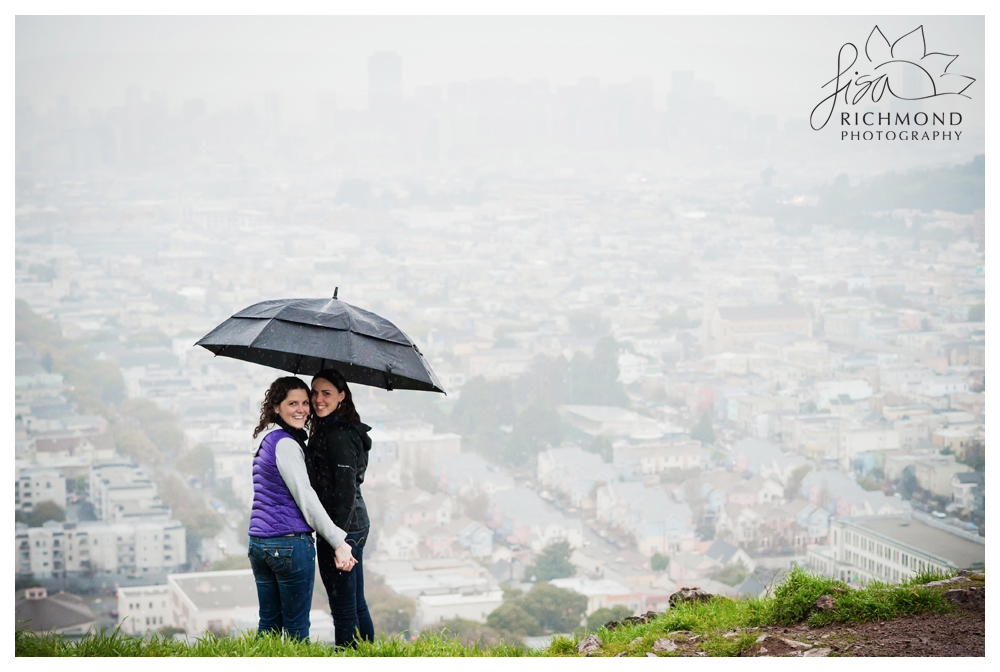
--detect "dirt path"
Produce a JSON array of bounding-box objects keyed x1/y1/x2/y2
[{"x1": 742, "y1": 599, "x2": 985, "y2": 657}]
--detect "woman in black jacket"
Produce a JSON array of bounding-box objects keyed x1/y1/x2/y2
[{"x1": 306, "y1": 368, "x2": 374, "y2": 648}]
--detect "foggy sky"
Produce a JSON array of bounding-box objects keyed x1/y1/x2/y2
[{"x1": 16, "y1": 15, "x2": 985, "y2": 129}]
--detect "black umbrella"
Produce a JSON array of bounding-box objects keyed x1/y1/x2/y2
[{"x1": 194, "y1": 291, "x2": 445, "y2": 394}]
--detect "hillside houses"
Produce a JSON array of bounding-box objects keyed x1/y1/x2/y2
[
  {"x1": 488, "y1": 487, "x2": 584, "y2": 551},
  {"x1": 537, "y1": 447, "x2": 616, "y2": 509},
  {"x1": 596, "y1": 482, "x2": 695, "y2": 556}
]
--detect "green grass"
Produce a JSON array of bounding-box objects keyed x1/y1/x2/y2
[
  {"x1": 15, "y1": 627, "x2": 536, "y2": 657},
  {"x1": 16, "y1": 567, "x2": 976, "y2": 657}
]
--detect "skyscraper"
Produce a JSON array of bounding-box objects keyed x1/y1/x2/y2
[{"x1": 368, "y1": 51, "x2": 402, "y2": 112}]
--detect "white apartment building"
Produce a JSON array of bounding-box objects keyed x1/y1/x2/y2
[
  {"x1": 90, "y1": 461, "x2": 168, "y2": 522},
  {"x1": 15, "y1": 465, "x2": 66, "y2": 513},
  {"x1": 414, "y1": 590, "x2": 504, "y2": 629},
  {"x1": 117, "y1": 584, "x2": 172, "y2": 635},
  {"x1": 806, "y1": 513, "x2": 984, "y2": 585},
  {"x1": 15, "y1": 519, "x2": 186, "y2": 580},
  {"x1": 117, "y1": 570, "x2": 272, "y2": 638},
  {"x1": 373, "y1": 420, "x2": 462, "y2": 471},
  {"x1": 836, "y1": 427, "x2": 900, "y2": 471},
  {"x1": 920, "y1": 376, "x2": 970, "y2": 398}
]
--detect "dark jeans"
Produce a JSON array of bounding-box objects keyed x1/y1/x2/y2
[
  {"x1": 248, "y1": 533, "x2": 316, "y2": 642},
  {"x1": 317, "y1": 527, "x2": 374, "y2": 647}
]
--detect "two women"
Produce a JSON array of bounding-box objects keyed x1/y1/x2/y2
[
  {"x1": 248, "y1": 372, "x2": 373, "y2": 647},
  {"x1": 247, "y1": 376, "x2": 356, "y2": 642}
]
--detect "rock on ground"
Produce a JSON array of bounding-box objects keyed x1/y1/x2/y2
[
  {"x1": 652, "y1": 638, "x2": 678, "y2": 653},
  {"x1": 577, "y1": 634, "x2": 603, "y2": 655},
  {"x1": 668, "y1": 587, "x2": 713, "y2": 607}
]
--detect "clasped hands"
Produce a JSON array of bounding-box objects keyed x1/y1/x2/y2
[{"x1": 334, "y1": 540, "x2": 357, "y2": 571}]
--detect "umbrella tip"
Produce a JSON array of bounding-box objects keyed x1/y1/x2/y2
[{"x1": 333, "y1": 287, "x2": 338, "y2": 300}]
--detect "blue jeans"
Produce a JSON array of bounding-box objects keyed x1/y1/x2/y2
[
  {"x1": 248, "y1": 533, "x2": 316, "y2": 642},
  {"x1": 317, "y1": 527, "x2": 374, "y2": 647}
]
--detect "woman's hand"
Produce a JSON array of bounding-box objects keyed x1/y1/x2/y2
[{"x1": 334, "y1": 541, "x2": 357, "y2": 571}]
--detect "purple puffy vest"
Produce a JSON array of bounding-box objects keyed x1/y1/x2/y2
[{"x1": 248, "y1": 429, "x2": 313, "y2": 538}]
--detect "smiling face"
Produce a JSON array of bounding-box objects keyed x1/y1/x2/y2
[
  {"x1": 275, "y1": 389, "x2": 310, "y2": 429},
  {"x1": 311, "y1": 378, "x2": 346, "y2": 418}
]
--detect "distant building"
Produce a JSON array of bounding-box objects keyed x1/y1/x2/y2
[
  {"x1": 371, "y1": 420, "x2": 461, "y2": 471},
  {"x1": 90, "y1": 461, "x2": 171, "y2": 522},
  {"x1": 15, "y1": 465, "x2": 66, "y2": 513},
  {"x1": 704, "y1": 539, "x2": 756, "y2": 570},
  {"x1": 115, "y1": 570, "x2": 334, "y2": 640},
  {"x1": 537, "y1": 446, "x2": 618, "y2": 509},
  {"x1": 549, "y1": 577, "x2": 641, "y2": 616},
  {"x1": 15, "y1": 519, "x2": 186, "y2": 580},
  {"x1": 809, "y1": 512, "x2": 985, "y2": 583},
  {"x1": 913, "y1": 453, "x2": 972, "y2": 498},
  {"x1": 557, "y1": 405, "x2": 663, "y2": 439},
  {"x1": 169, "y1": 570, "x2": 259, "y2": 637},
  {"x1": 413, "y1": 590, "x2": 504, "y2": 629},
  {"x1": 368, "y1": 51, "x2": 402, "y2": 113},
  {"x1": 704, "y1": 304, "x2": 812, "y2": 353},
  {"x1": 15, "y1": 587, "x2": 96, "y2": 635},
  {"x1": 117, "y1": 584, "x2": 171, "y2": 635}
]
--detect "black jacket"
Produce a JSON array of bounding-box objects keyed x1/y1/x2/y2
[{"x1": 305, "y1": 414, "x2": 372, "y2": 535}]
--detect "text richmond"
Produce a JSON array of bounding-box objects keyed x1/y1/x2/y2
[{"x1": 840, "y1": 112, "x2": 963, "y2": 126}]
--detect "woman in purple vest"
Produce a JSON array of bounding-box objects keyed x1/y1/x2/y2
[{"x1": 248, "y1": 376, "x2": 357, "y2": 642}]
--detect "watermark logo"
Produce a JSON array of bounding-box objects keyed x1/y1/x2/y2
[{"x1": 810, "y1": 25, "x2": 975, "y2": 132}]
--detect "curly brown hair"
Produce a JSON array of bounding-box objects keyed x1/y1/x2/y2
[{"x1": 253, "y1": 376, "x2": 312, "y2": 438}]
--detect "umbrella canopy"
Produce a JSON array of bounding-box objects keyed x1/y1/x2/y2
[{"x1": 195, "y1": 296, "x2": 445, "y2": 393}]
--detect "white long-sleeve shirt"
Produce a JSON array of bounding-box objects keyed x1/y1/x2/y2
[{"x1": 253, "y1": 425, "x2": 347, "y2": 549}]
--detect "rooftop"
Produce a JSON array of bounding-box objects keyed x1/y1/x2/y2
[{"x1": 841, "y1": 515, "x2": 984, "y2": 569}]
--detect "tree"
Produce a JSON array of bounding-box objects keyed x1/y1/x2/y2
[
  {"x1": 459, "y1": 491, "x2": 490, "y2": 521},
  {"x1": 23, "y1": 500, "x2": 65, "y2": 527},
  {"x1": 121, "y1": 399, "x2": 184, "y2": 453},
  {"x1": 413, "y1": 468, "x2": 438, "y2": 493},
  {"x1": 367, "y1": 574, "x2": 416, "y2": 635},
  {"x1": 517, "y1": 355, "x2": 570, "y2": 408},
  {"x1": 567, "y1": 337, "x2": 629, "y2": 407},
  {"x1": 899, "y1": 465, "x2": 918, "y2": 500},
  {"x1": 449, "y1": 376, "x2": 516, "y2": 449},
  {"x1": 586, "y1": 434, "x2": 613, "y2": 463},
  {"x1": 785, "y1": 464, "x2": 813, "y2": 500},
  {"x1": 586, "y1": 605, "x2": 634, "y2": 632},
  {"x1": 176, "y1": 444, "x2": 215, "y2": 477},
  {"x1": 650, "y1": 552, "x2": 670, "y2": 572},
  {"x1": 691, "y1": 413, "x2": 715, "y2": 445},
  {"x1": 713, "y1": 561, "x2": 749, "y2": 587},
  {"x1": 110, "y1": 424, "x2": 164, "y2": 467},
  {"x1": 504, "y1": 403, "x2": 563, "y2": 466},
  {"x1": 568, "y1": 310, "x2": 609, "y2": 338},
  {"x1": 153, "y1": 473, "x2": 224, "y2": 539},
  {"x1": 525, "y1": 541, "x2": 575, "y2": 582},
  {"x1": 517, "y1": 583, "x2": 587, "y2": 633},
  {"x1": 958, "y1": 441, "x2": 985, "y2": 472},
  {"x1": 486, "y1": 602, "x2": 542, "y2": 637}
]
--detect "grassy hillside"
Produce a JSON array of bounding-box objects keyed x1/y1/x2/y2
[{"x1": 16, "y1": 567, "x2": 981, "y2": 657}]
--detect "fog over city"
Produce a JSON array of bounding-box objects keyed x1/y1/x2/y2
[{"x1": 15, "y1": 15, "x2": 985, "y2": 646}]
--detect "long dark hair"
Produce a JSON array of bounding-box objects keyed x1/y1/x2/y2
[
  {"x1": 312, "y1": 368, "x2": 361, "y2": 426},
  {"x1": 253, "y1": 376, "x2": 311, "y2": 439}
]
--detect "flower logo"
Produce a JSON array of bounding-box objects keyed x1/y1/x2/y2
[{"x1": 810, "y1": 25, "x2": 975, "y2": 131}]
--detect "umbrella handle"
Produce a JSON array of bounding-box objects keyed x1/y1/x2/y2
[{"x1": 384, "y1": 364, "x2": 393, "y2": 392}]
